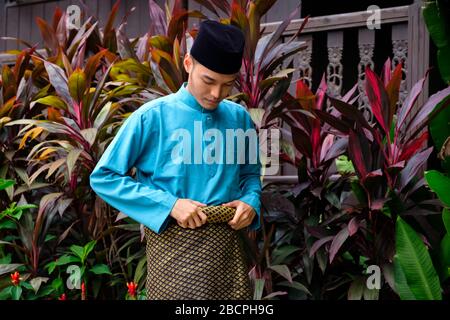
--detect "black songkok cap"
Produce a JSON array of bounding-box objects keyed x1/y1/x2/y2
[{"x1": 190, "y1": 20, "x2": 245, "y2": 75}]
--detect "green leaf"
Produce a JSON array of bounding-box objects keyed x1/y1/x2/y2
[
  {"x1": 94, "y1": 101, "x2": 113, "y2": 129},
  {"x1": 425, "y1": 170, "x2": 450, "y2": 206},
  {"x1": 271, "y1": 245, "x2": 300, "y2": 265},
  {"x1": 0, "y1": 286, "x2": 13, "y2": 300},
  {"x1": 437, "y1": 45, "x2": 450, "y2": 84},
  {"x1": 30, "y1": 96, "x2": 67, "y2": 110},
  {"x1": 66, "y1": 148, "x2": 82, "y2": 178},
  {"x1": 278, "y1": 280, "x2": 312, "y2": 296},
  {"x1": 0, "y1": 179, "x2": 15, "y2": 191},
  {"x1": 56, "y1": 254, "x2": 80, "y2": 266},
  {"x1": 28, "y1": 277, "x2": 48, "y2": 293},
  {"x1": 68, "y1": 69, "x2": 87, "y2": 102},
  {"x1": 348, "y1": 277, "x2": 364, "y2": 300},
  {"x1": 248, "y1": 108, "x2": 265, "y2": 128},
  {"x1": 83, "y1": 240, "x2": 97, "y2": 261},
  {"x1": 44, "y1": 234, "x2": 56, "y2": 242},
  {"x1": 325, "y1": 192, "x2": 341, "y2": 209},
  {"x1": 89, "y1": 264, "x2": 112, "y2": 275},
  {"x1": 336, "y1": 155, "x2": 355, "y2": 174},
  {"x1": 11, "y1": 286, "x2": 22, "y2": 300},
  {"x1": 429, "y1": 98, "x2": 450, "y2": 151},
  {"x1": 268, "y1": 264, "x2": 292, "y2": 283},
  {"x1": 443, "y1": 207, "x2": 450, "y2": 234},
  {"x1": 395, "y1": 217, "x2": 442, "y2": 300},
  {"x1": 51, "y1": 277, "x2": 63, "y2": 291},
  {"x1": 259, "y1": 68, "x2": 296, "y2": 90},
  {"x1": 80, "y1": 128, "x2": 97, "y2": 147},
  {"x1": 0, "y1": 264, "x2": 23, "y2": 276},
  {"x1": 69, "y1": 245, "x2": 85, "y2": 261},
  {"x1": 253, "y1": 278, "x2": 265, "y2": 300},
  {"x1": 439, "y1": 233, "x2": 450, "y2": 280},
  {"x1": 0, "y1": 220, "x2": 16, "y2": 230},
  {"x1": 394, "y1": 255, "x2": 416, "y2": 299},
  {"x1": 351, "y1": 181, "x2": 367, "y2": 205}
]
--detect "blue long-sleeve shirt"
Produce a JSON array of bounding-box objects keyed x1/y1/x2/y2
[{"x1": 89, "y1": 83, "x2": 262, "y2": 234}]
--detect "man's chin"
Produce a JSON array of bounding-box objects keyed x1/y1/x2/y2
[{"x1": 202, "y1": 100, "x2": 219, "y2": 109}]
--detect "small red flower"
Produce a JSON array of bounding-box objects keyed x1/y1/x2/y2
[
  {"x1": 58, "y1": 293, "x2": 67, "y2": 300},
  {"x1": 126, "y1": 282, "x2": 137, "y2": 298},
  {"x1": 10, "y1": 271, "x2": 20, "y2": 286},
  {"x1": 81, "y1": 281, "x2": 86, "y2": 300}
]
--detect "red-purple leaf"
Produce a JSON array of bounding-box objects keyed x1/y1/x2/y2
[
  {"x1": 104, "y1": 0, "x2": 121, "y2": 40},
  {"x1": 328, "y1": 96, "x2": 373, "y2": 132},
  {"x1": 399, "y1": 131, "x2": 429, "y2": 162},
  {"x1": 399, "y1": 147, "x2": 433, "y2": 191},
  {"x1": 348, "y1": 217, "x2": 359, "y2": 236},
  {"x1": 43, "y1": 60, "x2": 72, "y2": 106},
  {"x1": 148, "y1": 0, "x2": 168, "y2": 36},
  {"x1": 381, "y1": 57, "x2": 392, "y2": 86},
  {"x1": 341, "y1": 83, "x2": 359, "y2": 104},
  {"x1": 36, "y1": 17, "x2": 59, "y2": 52},
  {"x1": 291, "y1": 126, "x2": 312, "y2": 158},
  {"x1": 309, "y1": 236, "x2": 334, "y2": 257},
  {"x1": 365, "y1": 169, "x2": 383, "y2": 180},
  {"x1": 348, "y1": 130, "x2": 368, "y2": 179},
  {"x1": 396, "y1": 74, "x2": 428, "y2": 130},
  {"x1": 313, "y1": 109, "x2": 349, "y2": 134},
  {"x1": 322, "y1": 137, "x2": 348, "y2": 163},
  {"x1": 191, "y1": 0, "x2": 220, "y2": 17},
  {"x1": 385, "y1": 62, "x2": 403, "y2": 127},
  {"x1": 329, "y1": 227, "x2": 349, "y2": 263},
  {"x1": 407, "y1": 86, "x2": 450, "y2": 133},
  {"x1": 316, "y1": 74, "x2": 327, "y2": 110},
  {"x1": 365, "y1": 66, "x2": 390, "y2": 136}
]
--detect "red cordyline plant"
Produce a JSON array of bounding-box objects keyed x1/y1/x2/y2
[
  {"x1": 300, "y1": 58, "x2": 450, "y2": 299},
  {"x1": 248, "y1": 76, "x2": 358, "y2": 299},
  {"x1": 2, "y1": 3, "x2": 146, "y2": 283},
  {"x1": 316, "y1": 59, "x2": 450, "y2": 211}
]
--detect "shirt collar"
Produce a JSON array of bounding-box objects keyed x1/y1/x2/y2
[{"x1": 175, "y1": 82, "x2": 218, "y2": 113}]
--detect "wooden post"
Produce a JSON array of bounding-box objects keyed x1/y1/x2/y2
[{"x1": 0, "y1": 0, "x2": 6, "y2": 52}]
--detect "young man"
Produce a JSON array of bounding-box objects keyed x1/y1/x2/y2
[{"x1": 90, "y1": 20, "x2": 261, "y2": 299}]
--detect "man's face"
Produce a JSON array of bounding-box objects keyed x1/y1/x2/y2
[{"x1": 183, "y1": 54, "x2": 238, "y2": 110}]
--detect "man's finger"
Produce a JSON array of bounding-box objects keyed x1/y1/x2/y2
[
  {"x1": 187, "y1": 218, "x2": 197, "y2": 229},
  {"x1": 197, "y1": 209, "x2": 208, "y2": 224},
  {"x1": 192, "y1": 213, "x2": 203, "y2": 227},
  {"x1": 222, "y1": 200, "x2": 238, "y2": 208},
  {"x1": 229, "y1": 209, "x2": 242, "y2": 225},
  {"x1": 191, "y1": 200, "x2": 206, "y2": 207}
]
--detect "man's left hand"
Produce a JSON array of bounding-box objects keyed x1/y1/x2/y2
[{"x1": 221, "y1": 200, "x2": 256, "y2": 230}]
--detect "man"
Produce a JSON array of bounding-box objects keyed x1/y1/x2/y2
[{"x1": 89, "y1": 20, "x2": 261, "y2": 299}]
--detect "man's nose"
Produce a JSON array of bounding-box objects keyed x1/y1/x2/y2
[{"x1": 210, "y1": 86, "x2": 222, "y2": 100}]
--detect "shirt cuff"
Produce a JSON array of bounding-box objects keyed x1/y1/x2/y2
[
  {"x1": 152, "y1": 195, "x2": 179, "y2": 234},
  {"x1": 238, "y1": 194, "x2": 261, "y2": 231}
]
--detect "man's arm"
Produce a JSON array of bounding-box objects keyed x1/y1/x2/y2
[
  {"x1": 89, "y1": 110, "x2": 178, "y2": 234},
  {"x1": 237, "y1": 112, "x2": 262, "y2": 231}
]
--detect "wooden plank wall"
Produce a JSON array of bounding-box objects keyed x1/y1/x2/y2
[
  {"x1": 0, "y1": 0, "x2": 167, "y2": 52},
  {"x1": 187, "y1": 0, "x2": 301, "y2": 27}
]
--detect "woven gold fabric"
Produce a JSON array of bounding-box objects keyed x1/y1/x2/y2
[
  {"x1": 200, "y1": 205, "x2": 236, "y2": 223},
  {"x1": 145, "y1": 205, "x2": 252, "y2": 300}
]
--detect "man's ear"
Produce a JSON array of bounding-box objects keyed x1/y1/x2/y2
[{"x1": 183, "y1": 54, "x2": 193, "y2": 73}]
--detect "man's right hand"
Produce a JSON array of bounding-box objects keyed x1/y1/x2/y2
[{"x1": 170, "y1": 199, "x2": 208, "y2": 229}]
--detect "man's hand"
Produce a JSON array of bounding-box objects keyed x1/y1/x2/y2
[
  {"x1": 222, "y1": 200, "x2": 256, "y2": 230},
  {"x1": 170, "y1": 199, "x2": 208, "y2": 229}
]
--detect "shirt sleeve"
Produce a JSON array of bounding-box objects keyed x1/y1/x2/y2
[
  {"x1": 238, "y1": 112, "x2": 262, "y2": 231},
  {"x1": 89, "y1": 110, "x2": 178, "y2": 234}
]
